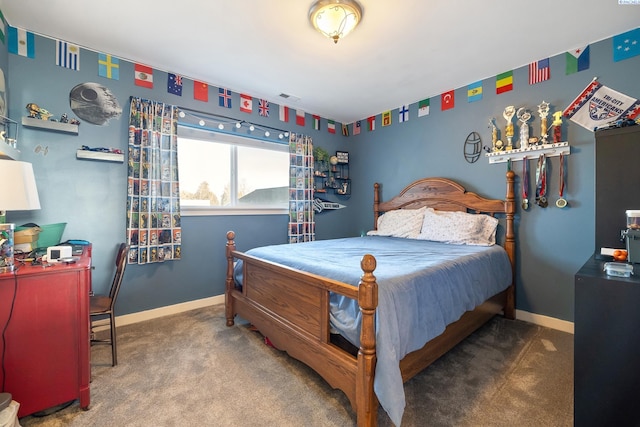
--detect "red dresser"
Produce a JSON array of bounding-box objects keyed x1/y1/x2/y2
[{"x1": 0, "y1": 245, "x2": 92, "y2": 417}]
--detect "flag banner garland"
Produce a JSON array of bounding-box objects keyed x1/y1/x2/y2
[
  {"x1": 8, "y1": 26, "x2": 34, "y2": 58},
  {"x1": 353, "y1": 120, "x2": 361, "y2": 135},
  {"x1": 399, "y1": 105, "x2": 409, "y2": 123},
  {"x1": 134, "y1": 64, "x2": 153, "y2": 88},
  {"x1": 56, "y1": 40, "x2": 79, "y2": 70},
  {"x1": 279, "y1": 105, "x2": 289, "y2": 122},
  {"x1": 613, "y1": 28, "x2": 640, "y2": 62},
  {"x1": 566, "y1": 45, "x2": 590, "y2": 75},
  {"x1": 312, "y1": 115, "x2": 320, "y2": 130},
  {"x1": 563, "y1": 79, "x2": 640, "y2": 131},
  {"x1": 467, "y1": 81, "x2": 482, "y2": 102},
  {"x1": 382, "y1": 111, "x2": 391, "y2": 126},
  {"x1": 167, "y1": 73, "x2": 183, "y2": 96},
  {"x1": 258, "y1": 99, "x2": 270, "y2": 117},
  {"x1": 219, "y1": 88, "x2": 232, "y2": 108},
  {"x1": 367, "y1": 116, "x2": 376, "y2": 131},
  {"x1": 529, "y1": 58, "x2": 550, "y2": 85},
  {"x1": 328, "y1": 120, "x2": 336, "y2": 134},
  {"x1": 194, "y1": 81, "x2": 208, "y2": 102},
  {"x1": 441, "y1": 90, "x2": 455, "y2": 111},
  {"x1": 240, "y1": 94, "x2": 252, "y2": 113},
  {"x1": 296, "y1": 109, "x2": 305, "y2": 126},
  {"x1": 98, "y1": 53, "x2": 119, "y2": 80},
  {"x1": 418, "y1": 99, "x2": 430, "y2": 117},
  {"x1": 496, "y1": 71, "x2": 513, "y2": 94}
]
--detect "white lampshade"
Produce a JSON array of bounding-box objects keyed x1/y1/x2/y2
[
  {"x1": 309, "y1": 0, "x2": 363, "y2": 44},
  {"x1": 0, "y1": 159, "x2": 41, "y2": 211}
]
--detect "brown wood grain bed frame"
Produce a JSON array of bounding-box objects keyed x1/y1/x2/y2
[{"x1": 225, "y1": 170, "x2": 516, "y2": 426}]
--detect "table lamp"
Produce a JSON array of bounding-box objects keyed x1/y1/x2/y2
[{"x1": 0, "y1": 159, "x2": 41, "y2": 272}]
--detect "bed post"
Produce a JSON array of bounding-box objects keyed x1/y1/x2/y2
[
  {"x1": 504, "y1": 170, "x2": 516, "y2": 320},
  {"x1": 356, "y1": 254, "x2": 379, "y2": 427},
  {"x1": 373, "y1": 183, "x2": 381, "y2": 230},
  {"x1": 225, "y1": 231, "x2": 236, "y2": 327}
]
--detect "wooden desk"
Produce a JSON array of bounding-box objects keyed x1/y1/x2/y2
[{"x1": 0, "y1": 245, "x2": 92, "y2": 418}]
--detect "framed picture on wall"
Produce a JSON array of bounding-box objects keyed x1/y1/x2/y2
[{"x1": 336, "y1": 151, "x2": 349, "y2": 164}]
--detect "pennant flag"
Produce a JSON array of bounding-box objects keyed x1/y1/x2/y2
[
  {"x1": 441, "y1": 90, "x2": 455, "y2": 111},
  {"x1": 134, "y1": 64, "x2": 153, "y2": 88},
  {"x1": 529, "y1": 58, "x2": 550, "y2": 85},
  {"x1": 279, "y1": 105, "x2": 289, "y2": 122},
  {"x1": 194, "y1": 81, "x2": 209, "y2": 102},
  {"x1": 0, "y1": 10, "x2": 5, "y2": 44},
  {"x1": 98, "y1": 53, "x2": 119, "y2": 80},
  {"x1": 496, "y1": 71, "x2": 513, "y2": 94},
  {"x1": 563, "y1": 79, "x2": 640, "y2": 131},
  {"x1": 566, "y1": 45, "x2": 590, "y2": 75},
  {"x1": 341, "y1": 123, "x2": 349, "y2": 136},
  {"x1": 296, "y1": 109, "x2": 305, "y2": 126},
  {"x1": 167, "y1": 73, "x2": 183, "y2": 96},
  {"x1": 467, "y1": 81, "x2": 482, "y2": 102},
  {"x1": 613, "y1": 28, "x2": 640, "y2": 62},
  {"x1": 382, "y1": 111, "x2": 392, "y2": 126},
  {"x1": 56, "y1": 40, "x2": 79, "y2": 70},
  {"x1": 258, "y1": 99, "x2": 270, "y2": 117},
  {"x1": 399, "y1": 105, "x2": 409, "y2": 123},
  {"x1": 353, "y1": 120, "x2": 361, "y2": 135},
  {"x1": 219, "y1": 88, "x2": 232, "y2": 108},
  {"x1": 8, "y1": 26, "x2": 34, "y2": 58},
  {"x1": 312, "y1": 115, "x2": 320, "y2": 130},
  {"x1": 418, "y1": 99, "x2": 430, "y2": 117},
  {"x1": 240, "y1": 94, "x2": 252, "y2": 113},
  {"x1": 367, "y1": 116, "x2": 376, "y2": 131},
  {"x1": 328, "y1": 119, "x2": 336, "y2": 134}
]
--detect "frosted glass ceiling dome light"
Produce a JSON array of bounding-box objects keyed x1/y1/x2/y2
[{"x1": 309, "y1": 0, "x2": 363, "y2": 44}]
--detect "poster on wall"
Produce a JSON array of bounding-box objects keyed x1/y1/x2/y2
[{"x1": 69, "y1": 82, "x2": 122, "y2": 125}]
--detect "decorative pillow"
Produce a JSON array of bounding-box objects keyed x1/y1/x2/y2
[
  {"x1": 417, "y1": 208, "x2": 499, "y2": 246},
  {"x1": 366, "y1": 207, "x2": 426, "y2": 239}
]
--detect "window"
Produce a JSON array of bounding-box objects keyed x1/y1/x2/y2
[{"x1": 177, "y1": 124, "x2": 289, "y2": 215}]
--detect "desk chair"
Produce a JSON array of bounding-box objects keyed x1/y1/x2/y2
[{"x1": 90, "y1": 243, "x2": 129, "y2": 366}]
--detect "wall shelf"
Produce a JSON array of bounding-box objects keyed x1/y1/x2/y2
[
  {"x1": 76, "y1": 149, "x2": 124, "y2": 163},
  {"x1": 485, "y1": 141, "x2": 570, "y2": 164},
  {"x1": 22, "y1": 117, "x2": 79, "y2": 135},
  {"x1": 0, "y1": 115, "x2": 19, "y2": 159}
]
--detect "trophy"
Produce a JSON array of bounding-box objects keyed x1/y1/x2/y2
[
  {"x1": 538, "y1": 101, "x2": 550, "y2": 144},
  {"x1": 516, "y1": 107, "x2": 531, "y2": 149},
  {"x1": 552, "y1": 111, "x2": 563, "y2": 143},
  {"x1": 488, "y1": 118, "x2": 503, "y2": 151},
  {"x1": 503, "y1": 106, "x2": 515, "y2": 150}
]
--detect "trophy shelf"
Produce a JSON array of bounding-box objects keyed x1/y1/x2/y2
[{"x1": 485, "y1": 141, "x2": 570, "y2": 164}]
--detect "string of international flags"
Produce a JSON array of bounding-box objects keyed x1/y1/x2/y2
[{"x1": 5, "y1": 22, "x2": 639, "y2": 137}]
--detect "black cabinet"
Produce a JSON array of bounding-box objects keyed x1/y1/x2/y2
[{"x1": 574, "y1": 256, "x2": 640, "y2": 427}]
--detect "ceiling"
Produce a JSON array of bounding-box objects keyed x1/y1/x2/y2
[{"x1": 1, "y1": 0, "x2": 639, "y2": 124}]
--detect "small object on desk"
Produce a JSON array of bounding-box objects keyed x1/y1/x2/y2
[{"x1": 603, "y1": 262, "x2": 633, "y2": 277}]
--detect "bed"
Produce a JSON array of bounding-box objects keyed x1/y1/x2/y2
[{"x1": 225, "y1": 170, "x2": 516, "y2": 426}]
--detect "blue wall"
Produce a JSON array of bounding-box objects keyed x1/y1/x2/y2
[{"x1": 4, "y1": 24, "x2": 639, "y2": 322}]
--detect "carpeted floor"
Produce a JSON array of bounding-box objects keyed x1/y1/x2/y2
[{"x1": 18, "y1": 304, "x2": 573, "y2": 427}]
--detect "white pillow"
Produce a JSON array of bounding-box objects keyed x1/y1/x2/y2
[
  {"x1": 417, "y1": 208, "x2": 498, "y2": 246},
  {"x1": 366, "y1": 207, "x2": 426, "y2": 239}
]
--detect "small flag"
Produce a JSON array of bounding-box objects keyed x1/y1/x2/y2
[
  {"x1": 467, "y1": 81, "x2": 482, "y2": 102},
  {"x1": 194, "y1": 81, "x2": 209, "y2": 102},
  {"x1": 367, "y1": 116, "x2": 376, "y2": 131},
  {"x1": 98, "y1": 53, "x2": 119, "y2": 80},
  {"x1": 296, "y1": 109, "x2": 305, "y2": 126},
  {"x1": 341, "y1": 123, "x2": 349, "y2": 136},
  {"x1": 134, "y1": 64, "x2": 153, "y2": 88},
  {"x1": 399, "y1": 105, "x2": 409, "y2": 123},
  {"x1": 8, "y1": 26, "x2": 34, "y2": 58},
  {"x1": 56, "y1": 40, "x2": 79, "y2": 70},
  {"x1": 353, "y1": 120, "x2": 361, "y2": 135},
  {"x1": 382, "y1": 111, "x2": 391, "y2": 126},
  {"x1": 529, "y1": 58, "x2": 550, "y2": 85},
  {"x1": 328, "y1": 120, "x2": 336, "y2": 134},
  {"x1": 0, "y1": 10, "x2": 5, "y2": 44},
  {"x1": 258, "y1": 99, "x2": 270, "y2": 117},
  {"x1": 279, "y1": 105, "x2": 289, "y2": 122},
  {"x1": 240, "y1": 94, "x2": 252, "y2": 113},
  {"x1": 441, "y1": 90, "x2": 455, "y2": 111},
  {"x1": 418, "y1": 99, "x2": 430, "y2": 117},
  {"x1": 219, "y1": 88, "x2": 232, "y2": 108},
  {"x1": 566, "y1": 45, "x2": 590, "y2": 75},
  {"x1": 613, "y1": 28, "x2": 640, "y2": 62},
  {"x1": 167, "y1": 73, "x2": 183, "y2": 96},
  {"x1": 496, "y1": 71, "x2": 513, "y2": 94},
  {"x1": 312, "y1": 115, "x2": 320, "y2": 130}
]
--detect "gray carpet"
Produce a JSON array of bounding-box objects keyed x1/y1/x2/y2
[{"x1": 19, "y1": 304, "x2": 573, "y2": 427}]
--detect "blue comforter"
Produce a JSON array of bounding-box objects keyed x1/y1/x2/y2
[{"x1": 235, "y1": 236, "x2": 512, "y2": 425}]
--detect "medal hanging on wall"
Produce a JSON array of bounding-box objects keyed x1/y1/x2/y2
[
  {"x1": 522, "y1": 156, "x2": 529, "y2": 210},
  {"x1": 535, "y1": 154, "x2": 548, "y2": 208},
  {"x1": 556, "y1": 153, "x2": 568, "y2": 208}
]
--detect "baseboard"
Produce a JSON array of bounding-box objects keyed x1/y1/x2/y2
[{"x1": 516, "y1": 309, "x2": 574, "y2": 334}]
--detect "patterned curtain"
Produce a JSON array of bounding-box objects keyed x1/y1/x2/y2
[
  {"x1": 288, "y1": 133, "x2": 315, "y2": 243},
  {"x1": 126, "y1": 97, "x2": 182, "y2": 264}
]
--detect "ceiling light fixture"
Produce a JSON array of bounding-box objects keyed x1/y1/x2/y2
[{"x1": 309, "y1": 0, "x2": 363, "y2": 44}]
